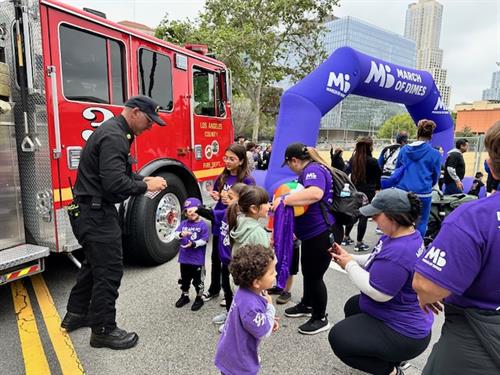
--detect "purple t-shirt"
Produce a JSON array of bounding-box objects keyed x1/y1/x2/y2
[
  {"x1": 415, "y1": 193, "x2": 500, "y2": 310},
  {"x1": 175, "y1": 219, "x2": 209, "y2": 266},
  {"x1": 214, "y1": 209, "x2": 231, "y2": 265},
  {"x1": 215, "y1": 288, "x2": 272, "y2": 375},
  {"x1": 360, "y1": 232, "x2": 434, "y2": 339},
  {"x1": 295, "y1": 162, "x2": 334, "y2": 240},
  {"x1": 213, "y1": 174, "x2": 255, "y2": 234}
]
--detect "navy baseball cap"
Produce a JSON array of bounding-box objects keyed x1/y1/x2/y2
[
  {"x1": 282, "y1": 142, "x2": 308, "y2": 167},
  {"x1": 125, "y1": 95, "x2": 166, "y2": 126},
  {"x1": 183, "y1": 198, "x2": 201, "y2": 210},
  {"x1": 359, "y1": 188, "x2": 411, "y2": 217}
]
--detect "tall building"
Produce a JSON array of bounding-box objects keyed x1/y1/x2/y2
[
  {"x1": 319, "y1": 17, "x2": 416, "y2": 139},
  {"x1": 482, "y1": 67, "x2": 500, "y2": 101},
  {"x1": 404, "y1": 0, "x2": 451, "y2": 106}
]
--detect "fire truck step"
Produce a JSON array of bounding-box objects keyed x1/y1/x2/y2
[{"x1": 0, "y1": 244, "x2": 49, "y2": 271}]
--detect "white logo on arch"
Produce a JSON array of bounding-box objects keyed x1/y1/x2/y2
[
  {"x1": 364, "y1": 61, "x2": 395, "y2": 89},
  {"x1": 326, "y1": 72, "x2": 351, "y2": 97}
]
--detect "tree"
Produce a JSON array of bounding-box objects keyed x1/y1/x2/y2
[
  {"x1": 377, "y1": 113, "x2": 417, "y2": 139},
  {"x1": 155, "y1": 15, "x2": 198, "y2": 46},
  {"x1": 156, "y1": 0, "x2": 338, "y2": 141},
  {"x1": 455, "y1": 125, "x2": 475, "y2": 137}
]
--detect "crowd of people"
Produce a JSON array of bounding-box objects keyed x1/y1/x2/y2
[
  {"x1": 61, "y1": 94, "x2": 499, "y2": 375},
  {"x1": 172, "y1": 120, "x2": 500, "y2": 375}
]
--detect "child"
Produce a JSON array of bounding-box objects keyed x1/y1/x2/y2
[
  {"x1": 203, "y1": 144, "x2": 256, "y2": 302},
  {"x1": 228, "y1": 186, "x2": 271, "y2": 252},
  {"x1": 468, "y1": 171, "x2": 485, "y2": 197},
  {"x1": 197, "y1": 183, "x2": 250, "y2": 326},
  {"x1": 174, "y1": 198, "x2": 210, "y2": 311},
  {"x1": 214, "y1": 245, "x2": 278, "y2": 375}
]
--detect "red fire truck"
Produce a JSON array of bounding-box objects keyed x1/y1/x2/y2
[{"x1": 0, "y1": 0, "x2": 233, "y2": 284}]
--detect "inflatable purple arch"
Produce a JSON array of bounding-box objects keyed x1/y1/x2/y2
[{"x1": 264, "y1": 46, "x2": 454, "y2": 193}]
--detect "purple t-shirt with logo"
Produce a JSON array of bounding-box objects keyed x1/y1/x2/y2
[
  {"x1": 415, "y1": 193, "x2": 500, "y2": 310},
  {"x1": 214, "y1": 208, "x2": 231, "y2": 265},
  {"x1": 175, "y1": 219, "x2": 209, "y2": 266},
  {"x1": 295, "y1": 162, "x2": 334, "y2": 240},
  {"x1": 360, "y1": 231, "x2": 434, "y2": 339},
  {"x1": 215, "y1": 288, "x2": 272, "y2": 375},
  {"x1": 213, "y1": 174, "x2": 255, "y2": 234}
]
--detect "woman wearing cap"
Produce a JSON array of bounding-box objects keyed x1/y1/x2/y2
[
  {"x1": 328, "y1": 188, "x2": 433, "y2": 375},
  {"x1": 276, "y1": 143, "x2": 343, "y2": 335}
]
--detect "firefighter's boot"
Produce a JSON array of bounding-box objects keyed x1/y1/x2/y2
[
  {"x1": 90, "y1": 327, "x2": 139, "y2": 350},
  {"x1": 61, "y1": 312, "x2": 89, "y2": 332}
]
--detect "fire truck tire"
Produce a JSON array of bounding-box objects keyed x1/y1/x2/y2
[{"x1": 124, "y1": 172, "x2": 187, "y2": 265}]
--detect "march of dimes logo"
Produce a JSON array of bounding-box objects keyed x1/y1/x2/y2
[
  {"x1": 364, "y1": 61, "x2": 428, "y2": 97},
  {"x1": 422, "y1": 245, "x2": 447, "y2": 271},
  {"x1": 326, "y1": 71, "x2": 351, "y2": 98},
  {"x1": 432, "y1": 97, "x2": 449, "y2": 115}
]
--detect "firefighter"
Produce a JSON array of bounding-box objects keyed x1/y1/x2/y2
[{"x1": 61, "y1": 95, "x2": 168, "y2": 350}]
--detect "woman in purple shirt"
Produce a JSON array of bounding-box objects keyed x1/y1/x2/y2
[
  {"x1": 203, "y1": 144, "x2": 255, "y2": 303},
  {"x1": 276, "y1": 143, "x2": 343, "y2": 335},
  {"x1": 329, "y1": 188, "x2": 433, "y2": 375}
]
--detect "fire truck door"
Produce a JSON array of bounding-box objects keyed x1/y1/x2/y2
[
  {"x1": 46, "y1": 8, "x2": 130, "y2": 205},
  {"x1": 189, "y1": 63, "x2": 229, "y2": 175}
]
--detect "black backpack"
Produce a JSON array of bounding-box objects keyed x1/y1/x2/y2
[{"x1": 319, "y1": 165, "x2": 368, "y2": 226}]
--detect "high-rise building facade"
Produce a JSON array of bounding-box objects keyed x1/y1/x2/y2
[
  {"x1": 319, "y1": 17, "x2": 416, "y2": 138},
  {"x1": 404, "y1": 0, "x2": 451, "y2": 106},
  {"x1": 482, "y1": 69, "x2": 500, "y2": 101}
]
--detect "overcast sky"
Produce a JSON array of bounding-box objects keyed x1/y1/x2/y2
[{"x1": 65, "y1": 0, "x2": 500, "y2": 107}]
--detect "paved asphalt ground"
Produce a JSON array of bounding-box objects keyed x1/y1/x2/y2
[{"x1": 0, "y1": 220, "x2": 444, "y2": 375}]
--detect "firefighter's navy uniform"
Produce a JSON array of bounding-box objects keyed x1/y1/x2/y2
[{"x1": 63, "y1": 96, "x2": 165, "y2": 349}]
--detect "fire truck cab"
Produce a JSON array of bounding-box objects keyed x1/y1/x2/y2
[{"x1": 0, "y1": 0, "x2": 233, "y2": 284}]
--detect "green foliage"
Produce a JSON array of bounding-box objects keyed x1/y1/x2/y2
[
  {"x1": 155, "y1": 0, "x2": 338, "y2": 140},
  {"x1": 455, "y1": 125, "x2": 475, "y2": 137},
  {"x1": 377, "y1": 113, "x2": 417, "y2": 139}
]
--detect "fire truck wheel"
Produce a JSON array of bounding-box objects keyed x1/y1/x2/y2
[{"x1": 124, "y1": 172, "x2": 187, "y2": 265}]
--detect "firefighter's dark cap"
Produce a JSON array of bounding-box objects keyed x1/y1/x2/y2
[
  {"x1": 125, "y1": 95, "x2": 166, "y2": 126},
  {"x1": 281, "y1": 142, "x2": 309, "y2": 167}
]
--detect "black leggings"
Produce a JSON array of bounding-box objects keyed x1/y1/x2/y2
[
  {"x1": 329, "y1": 295, "x2": 431, "y2": 375},
  {"x1": 221, "y1": 264, "x2": 233, "y2": 312},
  {"x1": 207, "y1": 235, "x2": 221, "y2": 295},
  {"x1": 301, "y1": 228, "x2": 342, "y2": 319},
  {"x1": 345, "y1": 190, "x2": 376, "y2": 242}
]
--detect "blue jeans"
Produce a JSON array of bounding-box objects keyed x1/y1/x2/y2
[
  {"x1": 417, "y1": 196, "x2": 432, "y2": 237},
  {"x1": 444, "y1": 182, "x2": 462, "y2": 195}
]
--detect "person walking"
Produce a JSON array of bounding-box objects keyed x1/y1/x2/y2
[
  {"x1": 395, "y1": 119, "x2": 441, "y2": 237},
  {"x1": 413, "y1": 121, "x2": 500, "y2": 375},
  {"x1": 443, "y1": 138, "x2": 468, "y2": 194},
  {"x1": 276, "y1": 143, "x2": 343, "y2": 335},
  {"x1": 343, "y1": 137, "x2": 382, "y2": 251},
  {"x1": 62, "y1": 95, "x2": 167, "y2": 349}
]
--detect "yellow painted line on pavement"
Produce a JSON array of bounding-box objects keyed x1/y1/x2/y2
[
  {"x1": 31, "y1": 274, "x2": 85, "y2": 375},
  {"x1": 10, "y1": 280, "x2": 51, "y2": 375}
]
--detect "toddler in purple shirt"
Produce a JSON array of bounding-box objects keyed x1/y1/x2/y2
[
  {"x1": 174, "y1": 198, "x2": 209, "y2": 311},
  {"x1": 215, "y1": 245, "x2": 278, "y2": 375}
]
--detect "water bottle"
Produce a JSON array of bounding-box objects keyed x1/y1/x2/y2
[{"x1": 340, "y1": 183, "x2": 351, "y2": 198}]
